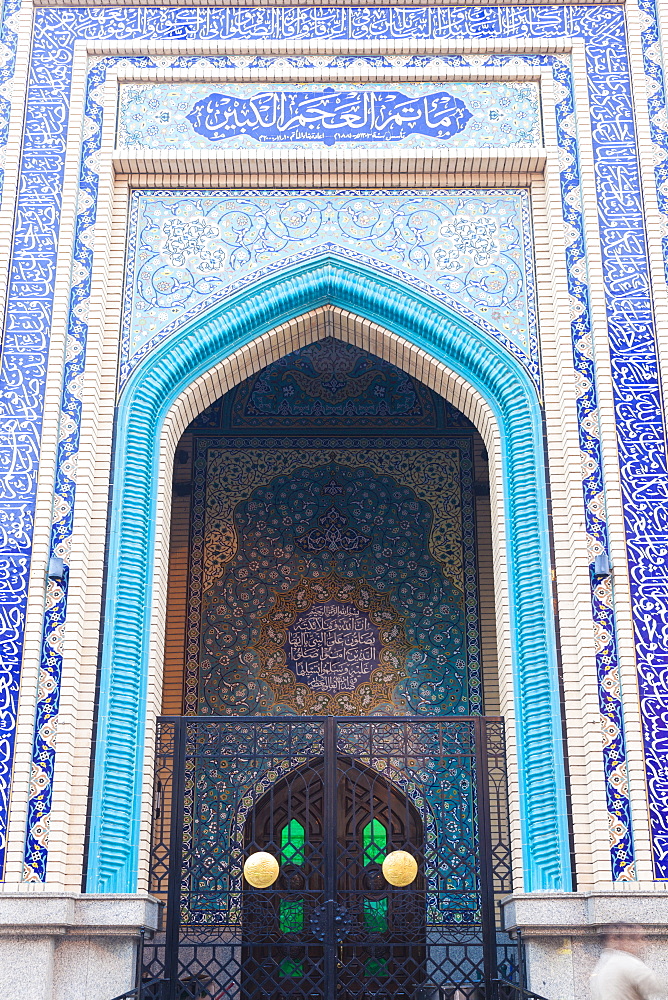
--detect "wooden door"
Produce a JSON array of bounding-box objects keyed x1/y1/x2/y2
[{"x1": 242, "y1": 755, "x2": 425, "y2": 1000}]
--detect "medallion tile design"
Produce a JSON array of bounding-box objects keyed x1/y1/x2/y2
[
  {"x1": 123, "y1": 189, "x2": 537, "y2": 386},
  {"x1": 3, "y1": 5, "x2": 652, "y2": 883},
  {"x1": 284, "y1": 598, "x2": 384, "y2": 693},
  {"x1": 186, "y1": 439, "x2": 480, "y2": 718},
  {"x1": 118, "y1": 81, "x2": 541, "y2": 150}
]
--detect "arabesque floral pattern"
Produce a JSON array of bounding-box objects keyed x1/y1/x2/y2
[
  {"x1": 124, "y1": 190, "x2": 537, "y2": 386},
  {"x1": 186, "y1": 437, "x2": 480, "y2": 719}
]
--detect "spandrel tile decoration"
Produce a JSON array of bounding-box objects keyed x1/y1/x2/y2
[
  {"x1": 1, "y1": 1, "x2": 668, "y2": 997},
  {"x1": 123, "y1": 189, "x2": 537, "y2": 384}
]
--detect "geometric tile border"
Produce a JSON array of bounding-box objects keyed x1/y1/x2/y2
[
  {"x1": 637, "y1": 0, "x2": 668, "y2": 881},
  {"x1": 0, "y1": 0, "x2": 30, "y2": 882}
]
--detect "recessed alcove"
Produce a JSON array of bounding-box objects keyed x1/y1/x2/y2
[{"x1": 161, "y1": 336, "x2": 499, "y2": 719}]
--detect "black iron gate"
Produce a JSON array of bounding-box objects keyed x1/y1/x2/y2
[{"x1": 142, "y1": 716, "x2": 517, "y2": 1000}]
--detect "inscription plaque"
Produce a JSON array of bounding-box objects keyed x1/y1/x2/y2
[{"x1": 285, "y1": 601, "x2": 380, "y2": 693}]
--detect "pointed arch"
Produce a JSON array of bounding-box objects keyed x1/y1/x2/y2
[{"x1": 86, "y1": 256, "x2": 571, "y2": 895}]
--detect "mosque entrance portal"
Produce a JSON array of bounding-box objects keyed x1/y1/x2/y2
[
  {"x1": 143, "y1": 715, "x2": 516, "y2": 999},
  {"x1": 138, "y1": 339, "x2": 531, "y2": 998}
]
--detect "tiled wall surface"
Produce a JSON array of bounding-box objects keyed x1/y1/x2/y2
[
  {"x1": 0, "y1": 1, "x2": 667, "y2": 895},
  {"x1": 171, "y1": 343, "x2": 483, "y2": 719},
  {"x1": 117, "y1": 79, "x2": 542, "y2": 148},
  {"x1": 123, "y1": 188, "x2": 538, "y2": 385}
]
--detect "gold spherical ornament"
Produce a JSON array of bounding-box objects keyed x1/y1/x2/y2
[
  {"x1": 382, "y1": 850, "x2": 418, "y2": 887},
  {"x1": 243, "y1": 851, "x2": 279, "y2": 888}
]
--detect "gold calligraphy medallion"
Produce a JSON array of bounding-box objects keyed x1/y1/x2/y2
[
  {"x1": 382, "y1": 850, "x2": 418, "y2": 887},
  {"x1": 243, "y1": 851, "x2": 279, "y2": 888}
]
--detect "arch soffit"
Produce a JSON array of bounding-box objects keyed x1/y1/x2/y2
[
  {"x1": 87, "y1": 256, "x2": 571, "y2": 896},
  {"x1": 161, "y1": 304, "x2": 497, "y2": 453}
]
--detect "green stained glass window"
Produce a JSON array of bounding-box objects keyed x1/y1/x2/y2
[
  {"x1": 279, "y1": 898, "x2": 304, "y2": 933},
  {"x1": 279, "y1": 957, "x2": 303, "y2": 978},
  {"x1": 280, "y1": 819, "x2": 305, "y2": 865},
  {"x1": 362, "y1": 819, "x2": 387, "y2": 865},
  {"x1": 365, "y1": 957, "x2": 389, "y2": 978},
  {"x1": 363, "y1": 896, "x2": 388, "y2": 933}
]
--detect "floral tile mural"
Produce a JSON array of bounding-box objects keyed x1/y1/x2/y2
[{"x1": 182, "y1": 341, "x2": 481, "y2": 719}]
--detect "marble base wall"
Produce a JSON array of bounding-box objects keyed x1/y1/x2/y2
[
  {"x1": 503, "y1": 891, "x2": 668, "y2": 1000},
  {"x1": 3, "y1": 889, "x2": 668, "y2": 999},
  {"x1": 0, "y1": 893, "x2": 159, "y2": 1000}
]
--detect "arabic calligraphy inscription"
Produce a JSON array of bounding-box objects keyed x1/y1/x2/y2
[
  {"x1": 286, "y1": 601, "x2": 380, "y2": 693},
  {"x1": 186, "y1": 90, "x2": 472, "y2": 145},
  {"x1": 118, "y1": 81, "x2": 542, "y2": 150}
]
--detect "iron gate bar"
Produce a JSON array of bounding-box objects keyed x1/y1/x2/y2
[
  {"x1": 107, "y1": 978, "x2": 553, "y2": 1000},
  {"x1": 164, "y1": 716, "x2": 186, "y2": 998},
  {"x1": 474, "y1": 716, "x2": 498, "y2": 998},
  {"x1": 324, "y1": 717, "x2": 337, "y2": 1000},
  {"x1": 147, "y1": 715, "x2": 512, "y2": 1000}
]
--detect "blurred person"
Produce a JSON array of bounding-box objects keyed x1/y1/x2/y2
[{"x1": 591, "y1": 923, "x2": 664, "y2": 1000}]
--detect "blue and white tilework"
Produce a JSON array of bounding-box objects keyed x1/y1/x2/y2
[
  {"x1": 118, "y1": 80, "x2": 542, "y2": 149},
  {"x1": 0, "y1": 0, "x2": 36, "y2": 881},
  {"x1": 123, "y1": 189, "x2": 538, "y2": 386},
  {"x1": 0, "y1": 0, "x2": 21, "y2": 202},
  {"x1": 627, "y1": 0, "x2": 668, "y2": 881},
  {"x1": 2, "y1": 5, "x2": 658, "y2": 884}
]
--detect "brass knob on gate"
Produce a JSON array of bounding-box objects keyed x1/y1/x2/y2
[
  {"x1": 382, "y1": 850, "x2": 418, "y2": 887},
  {"x1": 243, "y1": 851, "x2": 280, "y2": 888}
]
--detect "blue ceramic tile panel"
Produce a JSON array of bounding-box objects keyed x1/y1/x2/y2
[
  {"x1": 2, "y1": 4, "x2": 661, "y2": 886},
  {"x1": 185, "y1": 433, "x2": 480, "y2": 719},
  {"x1": 578, "y1": 4, "x2": 668, "y2": 880},
  {"x1": 17, "y1": 12, "x2": 628, "y2": 886},
  {"x1": 117, "y1": 81, "x2": 542, "y2": 150},
  {"x1": 223, "y1": 337, "x2": 449, "y2": 429},
  {"x1": 122, "y1": 189, "x2": 538, "y2": 386},
  {"x1": 0, "y1": 0, "x2": 47, "y2": 879},
  {"x1": 635, "y1": 0, "x2": 668, "y2": 879}
]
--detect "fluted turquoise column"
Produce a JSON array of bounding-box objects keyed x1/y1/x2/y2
[{"x1": 86, "y1": 256, "x2": 571, "y2": 895}]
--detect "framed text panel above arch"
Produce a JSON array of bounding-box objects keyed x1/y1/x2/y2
[{"x1": 117, "y1": 81, "x2": 542, "y2": 150}]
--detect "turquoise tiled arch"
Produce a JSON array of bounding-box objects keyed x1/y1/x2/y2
[{"x1": 86, "y1": 255, "x2": 572, "y2": 894}]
